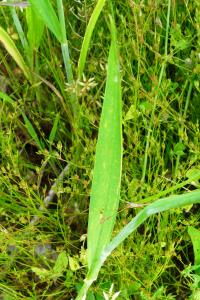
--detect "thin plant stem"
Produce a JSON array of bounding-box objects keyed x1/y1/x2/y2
[
  {"x1": 141, "y1": 0, "x2": 171, "y2": 182},
  {"x1": 30, "y1": 164, "x2": 70, "y2": 225}
]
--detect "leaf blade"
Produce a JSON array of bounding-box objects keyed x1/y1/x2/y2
[
  {"x1": 22, "y1": 112, "x2": 44, "y2": 151},
  {"x1": 26, "y1": 6, "x2": 44, "y2": 51},
  {"x1": 49, "y1": 113, "x2": 60, "y2": 145},
  {"x1": 0, "y1": 26, "x2": 30, "y2": 80},
  {"x1": 78, "y1": 0, "x2": 106, "y2": 79},
  {"x1": 103, "y1": 190, "x2": 200, "y2": 264},
  {"x1": 188, "y1": 226, "x2": 200, "y2": 275},
  {"x1": 28, "y1": 0, "x2": 62, "y2": 42},
  {"x1": 87, "y1": 16, "x2": 122, "y2": 269}
]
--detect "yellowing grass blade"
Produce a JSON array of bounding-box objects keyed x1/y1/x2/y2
[
  {"x1": 0, "y1": 26, "x2": 30, "y2": 80},
  {"x1": 28, "y1": 0, "x2": 62, "y2": 43},
  {"x1": 87, "y1": 15, "x2": 122, "y2": 270},
  {"x1": 78, "y1": 0, "x2": 106, "y2": 79}
]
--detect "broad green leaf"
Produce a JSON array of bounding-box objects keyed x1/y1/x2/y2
[
  {"x1": 0, "y1": 26, "x2": 30, "y2": 80},
  {"x1": 87, "y1": 16, "x2": 122, "y2": 269},
  {"x1": 174, "y1": 142, "x2": 185, "y2": 156},
  {"x1": 28, "y1": 0, "x2": 62, "y2": 43},
  {"x1": 78, "y1": 0, "x2": 106, "y2": 79},
  {"x1": 26, "y1": 6, "x2": 44, "y2": 51},
  {"x1": 188, "y1": 226, "x2": 200, "y2": 275}
]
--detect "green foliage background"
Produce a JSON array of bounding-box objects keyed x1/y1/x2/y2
[{"x1": 0, "y1": 0, "x2": 200, "y2": 299}]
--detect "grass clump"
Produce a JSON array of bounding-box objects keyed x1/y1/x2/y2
[{"x1": 0, "y1": 0, "x2": 200, "y2": 299}]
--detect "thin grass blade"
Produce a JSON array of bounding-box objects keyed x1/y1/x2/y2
[
  {"x1": 87, "y1": 15, "x2": 122, "y2": 270},
  {"x1": 49, "y1": 113, "x2": 60, "y2": 145},
  {"x1": 22, "y1": 112, "x2": 44, "y2": 150},
  {"x1": 28, "y1": 0, "x2": 62, "y2": 43},
  {"x1": 0, "y1": 26, "x2": 30, "y2": 80},
  {"x1": 56, "y1": 0, "x2": 74, "y2": 84},
  {"x1": 10, "y1": 6, "x2": 29, "y2": 52},
  {"x1": 102, "y1": 190, "x2": 200, "y2": 265},
  {"x1": 78, "y1": 0, "x2": 106, "y2": 79}
]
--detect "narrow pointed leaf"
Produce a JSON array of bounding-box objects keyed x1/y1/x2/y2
[
  {"x1": 0, "y1": 26, "x2": 30, "y2": 80},
  {"x1": 49, "y1": 113, "x2": 60, "y2": 145},
  {"x1": 102, "y1": 190, "x2": 200, "y2": 264},
  {"x1": 78, "y1": 0, "x2": 106, "y2": 79},
  {"x1": 87, "y1": 16, "x2": 122, "y2": 269},
  {"x1": 22, "y1": 112, "x2": 44, "y2": 151},
  {"x1": 28, "y1": 0, "x2": 62, "y2": 43}
]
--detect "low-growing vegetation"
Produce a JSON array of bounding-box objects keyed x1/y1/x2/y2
[{"x1": 0, "y1": 1, "x2": 200, "y2": 299}]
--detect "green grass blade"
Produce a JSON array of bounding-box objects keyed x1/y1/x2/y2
[
  {"x1": 28, "y1": 0, "x2": 62, "y2": 43},
  {"x1": 56, "y1": 0, "x2": 74, "y2": 83},
  {"x1": 10, "y1": 6, "x2": 29, "y2": 53},
  {"x1": 26, "y1": 6, "x2": 44, "y2": 51},
  {"x1": 49, "y1": 113, "x2": 60, "y2": 145},
  {"x1": 0, "y1": 26, "x2": 30, "y2": 80},
  {"x1": 56, "y1": 0, "x2": 66, "y2": 42},
  {"x1": 0, "y1": 91, "x2": 15, "y2": 106},
  {"x1": 188, "y1": 226, "x2": 200, "y2": 275},
  {"x1": 87, "y1": 15, "x2": 122, "y2": 270},
  {"x1": 103, "y1": 190, "x2": 200, "y2": 265},
  {"x1": 22, "y1": 112, "x2": 44, "y2": 151},
  {"x1": 78, "y1": 0, "x2": 106, "y2": 79}
]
